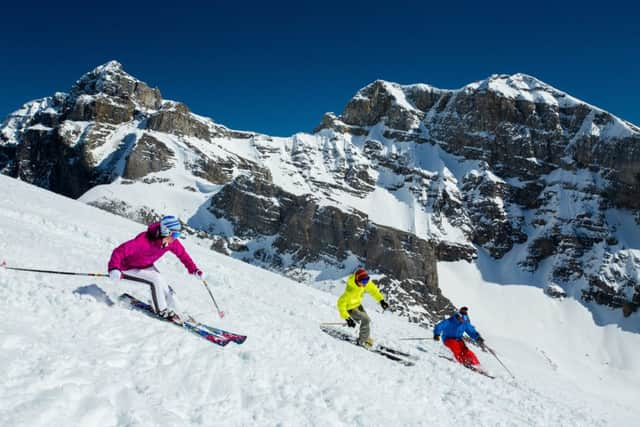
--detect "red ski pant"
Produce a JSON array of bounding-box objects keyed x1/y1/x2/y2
[{"x1": 444, "y1": 338, "x2": 480, "y2": 366}]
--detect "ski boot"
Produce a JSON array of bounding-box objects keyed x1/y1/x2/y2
[
  {"x1": 158, "y1": 309, "x2": 183, "y2": 325},
  {"x1": 357, "y1": 337, "x2": 374, "y2": 349}
]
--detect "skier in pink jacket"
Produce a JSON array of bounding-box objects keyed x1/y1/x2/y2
[{"x1": 108, "y1": 215, "x2": 205, "y2": 322}]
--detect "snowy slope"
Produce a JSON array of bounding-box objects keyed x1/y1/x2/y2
[{"x1": 1, "y1": 175, "x2": 639, "y2": 426}]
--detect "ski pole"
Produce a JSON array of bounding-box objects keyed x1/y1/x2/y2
[
  {"x1": 320, "y1": 322, "x2": 347, "y2": 326},
  {"x1": 399, "y1": 337, "x2": 432, "y2": 341},
  {"x1": 0, "y1": 261, "x2": 108, "y2": 278},
  {"x1": 201, "y1": 279, "x2": 225, "y2": 318},
  {"x1": 485, "y1": 344, "x2": 516, "y2": 380}
]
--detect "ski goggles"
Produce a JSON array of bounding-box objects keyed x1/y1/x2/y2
[
  {"x1": 358, "y1": 277, "x2": 370, "y2": 285},
  {"x1": 170, "y1": 231, "x2": 181, "y2": 239},
  {"x1": 456, "y1": 313, "x2": 469, "y2": 322}
]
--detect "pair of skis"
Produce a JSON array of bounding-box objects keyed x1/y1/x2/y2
[
  {"x1": 322, "y1": 325, "x2": 496, "y2": 378},
  {"x1": 120, "y1": 293, "x2": 493, "y2": 379},
  {"x1": 415, "y1": 345, "x2": 495, "y2": 379},
  {"x1": 438, "y1": 355, "x2": 495, "y2": 379},
  {"x1": 320, "y1": 325, "x2": 418, "y2": 366},
  {"x1": 120, "y1": 293, "x2": 246, "y2": 347}
]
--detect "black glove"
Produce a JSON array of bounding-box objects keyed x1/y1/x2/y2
[
  {"x1": 346, "y1": 317, "x2": 356, "y2": 328},
  {"x1": 380, "y1": 300, "x2": 389, "y2": 310},
  {"x1": 433, "y1": 335, "x2": 440, "y2": 341},
  {"x1": 477, "y1": 337, "x2": 485, "y2": 346}
]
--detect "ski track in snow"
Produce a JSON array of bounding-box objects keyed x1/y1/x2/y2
[{"x1": 0, "y1": 175, "x2": 635, "y2": 426}]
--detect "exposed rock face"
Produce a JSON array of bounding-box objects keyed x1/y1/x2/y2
[
  {"x1": 67, "y1": 95, "x2": 135, "y2": 124},
  {"x1": 0, "y1": 94, "x2": 96, "y2": 197},
  {"x1": 545, "y1": 283, "x2": 567, "y2": 298},
  {"x1": 462, "y1": 168, "x2": 527, "y2": 257},
  {"x1": 123, "y1": 133, "x2": 174, "y2": 179},
  {"x1": 85, "y1": 198, "x2": 159, "y2": 226},
  {"x1": 210, "y1": 175, "x2": 453, "y2": 323},
  {"x1": 146, "y1": 103, "x2": 212, "y2": 140},
  {"x1": 584, "y1": 250, "x2": 640, "y2": 316},
  {"x1": 434, "y1": 241, "x2": 476, "y2": 262},
  {"x1": 430, "y1": 85, "x2": 640, "y2": 205},
  {"x1": 188, "y1": 156, "x2": 236, "y2": 185},
  {"x1": 341, "y1": 80, "x2": 425, "y2": 131},
  {"x1": 14, "y1": 125, "x2": 96, "y2": 198}
]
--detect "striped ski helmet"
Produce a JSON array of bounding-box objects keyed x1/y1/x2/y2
[{"x1": 160, "y1": 215, "x2": 181, "y2": 237}]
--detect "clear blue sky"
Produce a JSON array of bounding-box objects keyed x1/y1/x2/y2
[{"x1": 2, "y1": 0, "x2": 638, "y2": 136}]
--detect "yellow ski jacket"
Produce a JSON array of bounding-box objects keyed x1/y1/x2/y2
[{"x1": 337, "y1": 274, "x2": 384, "y2": 319}]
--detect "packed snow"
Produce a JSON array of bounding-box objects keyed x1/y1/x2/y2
[{"x1": 1, "y1": 174, "x2": 639, "y2": 426}]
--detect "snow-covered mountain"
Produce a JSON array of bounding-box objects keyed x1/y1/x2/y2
[
  {"x1": 1, "y1": 61, "x2": 639, "y2": 327},
  {"x1": 1, "y1": 173, "x2": 639, "y2": 426}
]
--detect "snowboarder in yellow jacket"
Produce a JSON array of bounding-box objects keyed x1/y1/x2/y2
[{"x1": 337, "y1": 268, "x2": 389, "y2": 348}]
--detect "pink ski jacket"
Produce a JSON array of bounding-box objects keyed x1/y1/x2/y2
[{"x1": 108, "y1": 222, "x2": 198, "y2": 274}]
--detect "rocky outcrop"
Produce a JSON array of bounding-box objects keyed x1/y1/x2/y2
[
  {"x1": 340, "y1": 80, "x2": 428, "y2": 131},
  {"x1": 210, "y1": 175, "x2": 452, "y2": 323},
  {"x1": 462, "y1": 169, "x2": 527, "y2": 257},
  {"x1": 146, "y1": 102, "x2": 212, "y2": 140},
  {"x1": 434, "y1": 242, "x2": 476, "y2": 262},
  {"x1": 123, "y1": 133, "x2": 174, "y2": 179},
  {"x1": 545, "y1": 283, "x2": 567, "y2": 298},
  {"x1": 85, "y1": 198, "x2": 159, "y2": 226},
  {"x1": 584, "y1": 250, "x2": 640, "y2": 316},
  {"x1": 13, "y1": 125, "x2": 96, "y2": 198},
  {"x1": 69, "y1": 60, "x2": 162, "y2": 111},
  {"x1": 67, "y1": 95, "x2": 134, "y2": 124}
]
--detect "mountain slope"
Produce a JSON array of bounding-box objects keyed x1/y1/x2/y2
[{"x1": 1, "y1": 174, "x2": 639, "y2": 426}]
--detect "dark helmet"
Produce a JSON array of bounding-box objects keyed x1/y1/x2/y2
[{"x1": 455, "y1": 306, "x2": 469, "y2": 321}]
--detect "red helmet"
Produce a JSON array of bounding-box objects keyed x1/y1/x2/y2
[{"x1": 354, "y1": 268, "x2": 370, "y2": 284}]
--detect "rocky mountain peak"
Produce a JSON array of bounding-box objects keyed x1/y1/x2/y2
[
  {"x1": 69, "y1": 60, "x2": 162, "y2": 111},
  {"x1": 349, "y1": 79, "x2": 448, "y2": 113},
  {"x1": 487, "y1": 72, "x2": 552, "y2": 90},
  {"x1": 337, "y1": 79, "x2": 443, "y2": 131},
  {"x1": 463, "y1": 72, "x2": 581, "y2": 109}
]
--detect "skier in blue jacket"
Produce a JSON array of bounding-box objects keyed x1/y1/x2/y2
[{"x1": 433, "y1": 306, "x2": 485, "y2": 366}]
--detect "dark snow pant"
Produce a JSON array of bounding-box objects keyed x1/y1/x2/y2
[
  {"x1": 444, "y1": 338, "x2": 480, "y2": 366},
  {"x1": 348, "y1": 305, "x2": 370, "y2": 342}
]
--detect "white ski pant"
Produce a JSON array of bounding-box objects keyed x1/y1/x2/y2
[{"x1": 123, "y1": 266, "x2": 179, "y2": 313}]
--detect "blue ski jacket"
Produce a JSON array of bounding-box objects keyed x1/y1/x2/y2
[{"x1": 433, "y1": 314, "x2": 481, "y2": 342}]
